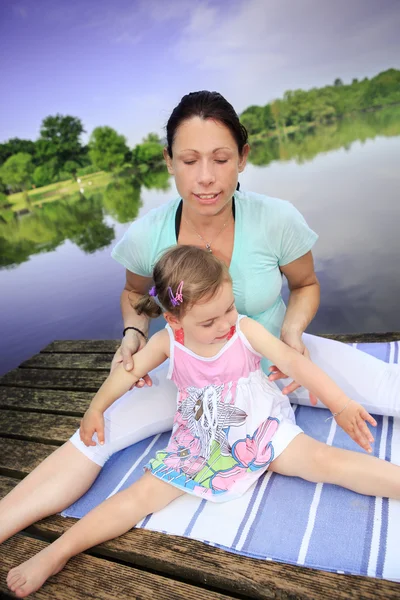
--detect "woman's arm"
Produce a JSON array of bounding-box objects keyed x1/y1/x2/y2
[
  {"x1": 269, "y1": 251, "x2": 320, "y2": 400},
  {"x1": 111, "y1": 269, "x2": 152, "y2": 375},
  {"x1": 241, "y1": 317, "x2": 376, "y2": 451},
  {"x1": 280, "y1": 251, "x2": 320, "y2": 339}
]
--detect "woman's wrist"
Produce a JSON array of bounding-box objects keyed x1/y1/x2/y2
[{"x1": 123, "y1": 325, "x2": 148, "y2": 342}]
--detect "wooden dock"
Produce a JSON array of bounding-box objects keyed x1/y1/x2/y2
[{"x1": 0, "y1": 333, "x2": 399, "y2": 599}]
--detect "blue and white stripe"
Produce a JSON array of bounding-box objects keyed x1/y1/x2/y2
[{"x1": 63, "y1": 341, "x2": 400, "y2": 582}]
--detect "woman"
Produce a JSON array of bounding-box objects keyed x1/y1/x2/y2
[{"x1": 0, "y1": 91, "x2": 399, "y2": 547}]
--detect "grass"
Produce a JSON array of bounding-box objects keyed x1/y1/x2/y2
[{"x1": 7, "y1": 171, "x2": 112, "y2": 212}]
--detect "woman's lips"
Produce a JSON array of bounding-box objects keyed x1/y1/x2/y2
[{"x1": 194, "y1": 192, "x2": 221, "y2": 205}]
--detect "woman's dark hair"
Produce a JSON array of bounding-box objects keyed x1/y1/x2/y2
[
  {"x1": 134, "y1": 245, "x2": 231, "y2": 319},
  {"x1": 166, "y1": 91, "x2": 248, "y2": 158}
]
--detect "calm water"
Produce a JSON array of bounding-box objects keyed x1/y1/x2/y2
[{"x1": 1, "y1": 110, "x2": 400, "y2": 376}]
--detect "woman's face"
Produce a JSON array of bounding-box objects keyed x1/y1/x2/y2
[{"x1": 164, "y1": 117, "x2": 249, "y2": 217}]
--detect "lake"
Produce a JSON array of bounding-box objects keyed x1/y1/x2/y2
[{"x1": 1, "y1": 108, "x2": 400, "y2": 376}]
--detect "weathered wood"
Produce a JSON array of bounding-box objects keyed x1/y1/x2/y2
[
  {"x1": 318, "y1": 332, "x2": 400, "y2": 343},
  {"x1": 0, "y1": 477, "x2": 397, "y2": 600},
  {"x1": 0, "y1": 439, "x2": 54, "y2": 477},
  {"x1": 0, "y1": 410, "x2": 79, "y2": 444},
  {"x1": 20, "y1": 353, "x2": 113, "y2": 370},
  {"x1": 43, "y1": 340, "x2": 120, "y2": 354},
  {"x1": 0, "y1": 535, "x2": 236, "y2": 600},
  {"x1": 0, "y1": 387, "x2": 91, "y2": 415},
  {"x1": 41, "y1": 332, "x2": 400, "y2": 357},
  {"x1": 0, "y1": 369, "x2": 107, "y2": 392}
]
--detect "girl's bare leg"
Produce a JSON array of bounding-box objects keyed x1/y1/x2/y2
[
  {"x1": 270, "y1": 433, "x2": 400, "y2": 499},
  {"x1": 0, "y1": 442, "x2": 101, "y2": 545},
  {"x1": 7, "y1": 472, "x2": 183, "y2": 598}
]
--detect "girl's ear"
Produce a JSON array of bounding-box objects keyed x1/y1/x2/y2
[{"x1": 164, "y1": 312, "x2": 182, "y2": 331}]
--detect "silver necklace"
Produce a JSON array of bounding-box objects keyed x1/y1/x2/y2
[{"x1": 183, "y1": 215, "x2": 231, "y2": 253}]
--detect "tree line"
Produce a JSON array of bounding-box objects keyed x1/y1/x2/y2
[
  {"x1": 1, "y1": 67, "x2": 399, "y2": 201},
  {"x1": 0, "y1": 118, "x2": 165, "y2": 201},
  {"x1": 240, "y1": 68, "x2": 400, "y2": 136}
]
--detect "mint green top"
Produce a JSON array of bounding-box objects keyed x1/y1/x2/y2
[{"x1": 111, "y1": 190, "x2": 318, "y2": 372}]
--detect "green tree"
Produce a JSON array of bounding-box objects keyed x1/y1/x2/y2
[
  {"x1": 63, "y1": 160, "x2": 80, "y2": 180},
  {"x1": 36, "y1": 115, "x2": 85, "y2": 174},
  {"x1": 132, "y1": 139, "x2": 164, "y2": 168},
  {"x1": 0, "y1": 192, "x2": 9, "y2": 208},
  {"x1": 334, "y1": 78, "x2": 343, "y2": 87},
  {"x1": 142, "y1": 132, "x2": 162, "y2": 144},
  {"x1": 0, "y1": 153, "x2": 34, "y2": 192},
  {"x1": 33, "y1": 160, "x2": 57, "y2": 187},
  {"x1": 0, "y1": 138, "x2": 36, "y2": 167},
  {"x1": 89, "y1": 126, "x2": 130, "y2": 171}
]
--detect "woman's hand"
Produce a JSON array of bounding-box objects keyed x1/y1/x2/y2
[
  {"x1": 268, "y1": 329, "x2": 318, "y2": 405},
  {"x1": 334, "y1": 400, "x2": 377, "y2": 453},
  {"x1": 80, "y1": 408, "x2": 105, "y2": 447},
  {"x1": 110, "y1": 330, "x2": 152, "y2": 388}
]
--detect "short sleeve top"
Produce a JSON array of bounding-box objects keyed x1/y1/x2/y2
[{"x1": 111, "y1": 189, "x2": 318, "y2": 368}]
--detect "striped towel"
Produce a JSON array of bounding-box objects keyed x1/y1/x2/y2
[{"x1": 63, "y1": 341, "x2": 400, "y2": 581}]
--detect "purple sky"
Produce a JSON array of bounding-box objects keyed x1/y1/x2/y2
[{"x1": 1, "y1": 0, "x2": 399, "y2": 147}]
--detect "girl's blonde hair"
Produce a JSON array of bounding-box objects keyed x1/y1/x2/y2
[{"x1": 134, "y1": 245, "x2": 231, "y2": 318}]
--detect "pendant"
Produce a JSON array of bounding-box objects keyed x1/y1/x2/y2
[{"x1": 205, "y1": 243, "x2": 212, "y2": 253}]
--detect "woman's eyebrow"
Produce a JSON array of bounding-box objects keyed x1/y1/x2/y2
[{"x1": 179, "y1": 147, "x2": 232, "y2": 154}]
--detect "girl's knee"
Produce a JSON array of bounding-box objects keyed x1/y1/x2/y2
[{"x1": 308, "y1": 443, "x2": 343, "y2": 482}]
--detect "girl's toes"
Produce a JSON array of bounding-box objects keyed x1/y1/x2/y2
[
  {"x1": 14, "y1": 583, "x2": 31, "y2": 599},
  {"x1": 7, "y1": 571, "x2": 26, "y2": 592}
]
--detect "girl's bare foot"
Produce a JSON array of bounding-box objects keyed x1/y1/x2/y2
[{"x1": 6, "y1": 545, "x2": 67, "y2": 598}]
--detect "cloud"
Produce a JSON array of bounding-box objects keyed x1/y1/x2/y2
[{"x1": 167, "y1": 0, "x2": 400, "y2": 109}]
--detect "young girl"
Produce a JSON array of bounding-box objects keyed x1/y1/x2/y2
[{"x1": 7, "y1": 246, "x2": 400, "y2": 597}]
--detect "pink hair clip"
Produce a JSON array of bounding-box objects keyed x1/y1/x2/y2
[{"x1": 168, "y1": 281, "x2": 184, "y2": 307}]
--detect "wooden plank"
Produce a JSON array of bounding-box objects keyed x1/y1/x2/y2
[
  {"x1": 40, "y1": 332, "x2": 400, "y2": 356},
  {"x1": 0, "y1": 369, "x2": 107, "y2": 392},
  {"x1": 0, "y1": 410, "x2": 79, "y2": 444},
  {"x1": 20, "y1": 353, "x2": 113, "y2": 370},
  {"x1": 0, "y1": 535, "x2": 235, "y2": 600},
  {"x1": 42, "y1": 340, "x2": 120, "y2": 354},
  {"x1": 0, "y1": 388, "x2": 90, "y2": 415},
  {"x1": 0, "y1": 439, "x2": 54, "y2": 477},
  {"x1": 319, "y1": 331, "x2": 400, "y2": 343},
  {"x1": 0, "y1": 477, "x2": 397, "y2": 600}
]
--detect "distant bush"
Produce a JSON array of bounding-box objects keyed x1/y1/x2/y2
[{"x1": 76, "y1": 165, "x2": 98, "y2": 176}]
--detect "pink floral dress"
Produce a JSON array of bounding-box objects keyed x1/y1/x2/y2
[{"x1": 148, "y1": 316, "x2": 302, "y2": 502}]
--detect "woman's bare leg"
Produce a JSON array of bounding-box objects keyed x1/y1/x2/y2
[
  {"x1": 7, "y1": 472, "x2": 183, "y2": 598},
  {"x1": 270, "y1": 433, "x2": 400, "y2": 499},
  {"x1": 0, "y1": 442, "x2": 101, "y2": 545}
]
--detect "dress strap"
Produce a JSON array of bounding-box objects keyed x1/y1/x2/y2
[{"x1": 165, "y1": 324, "x2": 176, "y2": 379}]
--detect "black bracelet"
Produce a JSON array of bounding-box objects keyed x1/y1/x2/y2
[{"x1": 123, "y1": 326, "x2": 148, "y2": 342}]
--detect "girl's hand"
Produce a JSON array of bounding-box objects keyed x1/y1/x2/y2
[
  {"x1": 269, "y1": 329, "x2": 318, "y2": 405},
  {"x1": 110, "y1": 330, "x2": 152, "y2": 388},
  {"x1": 80, "y1": 408, "x2": 105, "y2": 447},
  {"x1": 334, "y1": 400, "x2": 377, "y2": 453}
]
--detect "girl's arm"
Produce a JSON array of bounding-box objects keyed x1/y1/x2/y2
[
  {"x1": 241, "y1": 318, "x2": 377, "y2": 452},
  {"x1": 80, "y1": 329, "x2": 169, "y2": 446}
]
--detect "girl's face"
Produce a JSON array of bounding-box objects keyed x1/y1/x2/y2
[
  {"x1": 164, "y1": 117, "x2": 249, "y2": 217},
  {"x1": 174, "y1": 281, "x2": 238, "y2": 346}
]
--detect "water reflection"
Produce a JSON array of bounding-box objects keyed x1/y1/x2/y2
[
  {"x1": 0, "y1": 167, "x2": 170, "y2": 269},
  {"x1": 248, "y1": 105, "x2": 400, "y2": 167}
]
